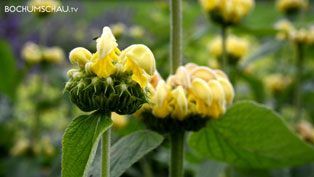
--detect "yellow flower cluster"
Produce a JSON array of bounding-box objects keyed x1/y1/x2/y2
[
  {"x1": 274, "y1": 19, "x2": 295, "y2": 40},
  {"x1": 264, "y1": 74, "x2": 292, "y2": 94},
  {"x1": 146, "y1": 63, "x2": 234, "y2": 120},
  {"x1": 275, "y1": 20, "x2": 314, "y2": 45},
  {"x1": 200, "y1": 0, "x2": 255, "y2": 25},
  {"x1": 69, "y1": 26, "x2": 155, "y2": 88},
  {"x1": 28, "y1": 0, "x2": 60, "y2": 16},
  {"x1": 209, "y1": 35, "x2": 249, "y2": 63},
  {"x1": 21, "y1": 42, "x2": 65, "y2": 64},
  {"x1": 276, "y1": 0, "x2": 308, "y2": 14}
]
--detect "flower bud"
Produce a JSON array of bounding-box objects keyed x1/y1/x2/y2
[
  {"x1": 190, "y1": 66, "x2": 217, "y2": 82},
  {"x1": 171, "y1": 86, "x2": 188, "y2": 120}
]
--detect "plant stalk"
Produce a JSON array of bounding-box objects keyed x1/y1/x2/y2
[
  {"x1": 169, "y1": 130, "x2": 185, "y2": 177},
  {"x1": 221, "y1": 25, "x2": 228, "y2": 73},
  {"x1": 102, "y1": 128, "x2": 111, "y2": 177},
  {"x1": 295, "y1": 44, "x2": 304, "y2": 121},
  {"x1": 170, "y1": 0, "x2": 182, "y2": 74}
]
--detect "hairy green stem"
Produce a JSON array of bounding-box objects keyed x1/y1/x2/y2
[
  {"x1": 221, "y1": 25, "x2": 228, "y2": 73},
  {"x1": 295, "y1": 44, "x2": 304, "y2": 121},
  {"x1": 170, "y1": 0, "x2": 182, "y2": 74},
  {"x1": 102, "y1": 128, "x2": 111, "y2": 177},
  {"x1": 170, "y1": 130, "x2": 185, "y2": 177}
]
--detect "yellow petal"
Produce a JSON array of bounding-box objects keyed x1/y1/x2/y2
[
  {"x1": 185, "y1": 63, "x2": 198, "y2": 73},
  {"x1": 174, "y1": 66, "x2": 191, "y2": 88},
  {"x1": 124, "y1": 58, "x2": 148, "y2": 88},
  {"x1": 111, "y1": 112, "x2": 128, "y2": 129},
  {"x1": 214, "y1": 70, "x2": 228, "y2": 79},
  {"x1": 97, "y1": 27, "x2": 118, "y2": 59},
  {"x1": 190, "y1": 66, "x2": 217, "y2": 81},
  {"x1": 208, "y1": 80, "x2": 226, "y2": 110},
  {"x1": 152, "y1": 80, "x2": 171, "y2": 118},
  {"x1": 69, "y1": 47, "x2": 92, "y2": 68},
  {"x1": 149, "y1": 72, "x2": 162, "y2": 89},
  {"x1": 191, "y1": 78, "x2": 213, "y2": 106},
  {"x1": 218, "y1": 78, "x2": 234, "y2": 104},
  {"x1": 171, "y1": 86, "x2": 188, "y2": 120},
  {"x1": 121, "y1": 44, "x2": 156, "y2": 75},
  {"x1": 91, "y1": 55, "x2": 116, "y2": 78}
]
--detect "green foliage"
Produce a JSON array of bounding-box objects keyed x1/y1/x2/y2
[
  {"x1": 62, "y1": 112, "x2": 113, "y2": 177},
  {"x1": 0, "y1": 40, "x2": 20, "y2": 99},
  {"x1": 189, "y1": 101, "x2": 314, "y2": 168},
  {"x1": 110, "y1": 130, "x2": 164, "y2": 177}
]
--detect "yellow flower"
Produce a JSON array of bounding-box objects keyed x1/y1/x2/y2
[
  {"x1": 69, "y1": 47, "x2": 92, "y2": 68},
  {"x1": 110, "y1": 23, "x2": 126, "y2": 38},
  {"x1": 276, "y1": 0, "x2": 308, "y2": 14},
  {"x1": 129, "y1": 26, "x2": 145, "y2": 38},
  {"x1": 274, "y1": 19, "x2": 295, "y2": 40},
  {"x1": 28, "y1": 0, "x2": 60, "y2": 16},
  {"x1": 111, "y1": 112, "x2": 128, "y2": 129},
  {"x1": 42, "y1": 46, "x2": 65, "y2": 64},
  {"x1": 200, "y1": 0, "x2": 254, "y2": 25},
  {"x1": 289, "y1": 28, "x2": 308, "y2": 44},
  {"x1": 120, "y1": 44, "x2": 156, "y2": 88},
  {"x1": 264, "y1": 74, "x2": 292, "y2": 93},
  {"x1": 91, "y1": 27, "x2": 120, "y2": 78},
  {"x1": 146, "y1": 64, "x2": 233, "y2": 120},
  {"x1": 209, "y1": 35, "x2": 249, "y2": 60},
  {"x1": 21, "y1": 42, "x2": 42, "y2": 64}
]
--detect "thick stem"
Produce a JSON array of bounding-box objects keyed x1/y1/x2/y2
[
  {"x1": 169, "y1": 130, "x2": 185, "y2": 177},
  {"x1": 101, "y1": 128, "x2": 111, "y2": 177},
  {"x1": 295, "y1": 44, "x2": 304, "y2": 121},
  {"x1": 221, "y1": 25, "x2": 228, "y2": 73},
  {"x1": 170, "y1": 0, "x2": 182, "y2": 74}
]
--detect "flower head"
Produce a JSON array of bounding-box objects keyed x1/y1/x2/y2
[
  {"x1": 65, "y1": 26, "x2": 156, "y2": 114},
  {"x1": 274, "y1": 19, "x2": 295, "y2": 40},
  {"x1": 276, "y1": 0, "x2": 308, "y2": 15},
  {"x1": 209, "y1": 35, "x2": 249, "y2": 64},
  {"x1": 138, "y1": 64, "x2": 234, "y2": 132},
  {"x1": 42, "y1": 46, "x2": 65, "y2": 63},
  {"x1": 21, "y1": 42, "x2": 42, "y2": 64},
  {"x1": 28, "y1": 0, "x2": 60, "y2": 17},
  {"x1": 200, "y1": 0, "x2": 255, "y2": 26}
]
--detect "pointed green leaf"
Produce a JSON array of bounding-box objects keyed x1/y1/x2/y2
[
  {"x1": 188, "y1": 101, "x2": 314, "y2": 168},
  {"x1": 110, "y1": 130, "x2": 164, "y2": 177},
  {"x1": 62, "y1": 112, "x2": 113, "y2": 177},
  {"x1": 0, "y1": 40, "x2": 19, "y2": 99}
]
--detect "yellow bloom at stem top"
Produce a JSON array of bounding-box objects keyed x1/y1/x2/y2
[
  {"x1": 200, "y1": 0, "x2": 255, "y2": 26},
  {"x1": 141, "y1": 63, "x2": 234, "y2": 121},
  {"x1": 65, "y1": 26, "x2": 156, "y2": 114},
  {"x1": 209, "y1": 35, "x2": 249, "y2": 64},
  {"x1": 276, "y1": 0, "x2": 308, "y2": 15}
]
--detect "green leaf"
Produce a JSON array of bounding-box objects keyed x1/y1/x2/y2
[
  {"x1": 188, "y1": 101, "x2": 314, "y2": 168},
  {"x1": 195, "y1": 160, "x2": 226, "y2": 177},
  {"x1": 0, "y1": 40, "x2": 19, "y2": 99},
  {"x1": 110, "y1": 130, "x2": 164, "y2": 177},
  {"x1": 62, "y1": 112, "x2": 113, "y2": 177}
]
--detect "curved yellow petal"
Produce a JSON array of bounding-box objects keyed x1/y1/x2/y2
[
  {"x1": 121, "y1": 44, "x2": 156, "y2": 75},
  {"x1": 91, "y1": 55, "x2": 116, "y2": 78},
  {"x1": 97, "y1": 27, "x2": 118, "y2": 59},
  {"x1": 190, "y1": 66, "x2": 217, "y2": 81},
  {"x1": 174, "y1": 66, "x2": 191, "y2": 88},
  {"x1": 218, "y1": 78, "x2": 234, "y2": 104},
  {"x1": 191, "y1": 78, "x2": 213, "y2": 106},
  {"x1": 171, "y1": 86, "x2": 188, "y2": 120},
  {"x1": 69, "y1": 47, "x2": 92, "y2": 68},
  {"x1": 185, "y1": 63, "x2": 198, "y2": 73},
  {"x1": 124, "y1": 58, "x2": 148, "y2": 88},
  {"x1": 208, "y1": 80, "x2": 225, "y2": 110}
]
